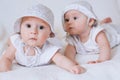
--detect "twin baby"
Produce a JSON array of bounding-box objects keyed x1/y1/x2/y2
[{"x1": 0, "y1": 1, "x2": 120, "y2": 74}]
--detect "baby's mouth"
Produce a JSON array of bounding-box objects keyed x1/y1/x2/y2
[
  {"x1": 69, "y1": 27, "x2": 72, "y2": 29},
  {"x1": 30, "y1": 38, "x2": 37, "y2": 41},
  {"x1": 68, "y1": 27, "x2": 74, "y2": 30}
]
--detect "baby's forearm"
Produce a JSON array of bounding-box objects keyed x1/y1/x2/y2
[
  {"x1": 52, "y1": 53, "x2": 77, "y2": 71},
  {"x1": 0, "y1": 57, "x2": 12, "y2": 72},
  {"x1": 65, "y1": 53, "x2": 77, "y2": 64}
]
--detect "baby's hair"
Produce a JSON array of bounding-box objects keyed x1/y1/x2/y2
[
  {"x1": 50, "y1": 32, "x2": 55, "y2": 38},
  {"x1": 16, "y1": 32, "x2": 21, "y2": 34},
  {"x1": 92, "y1": 19, "x2": 98, "y2": 27}
]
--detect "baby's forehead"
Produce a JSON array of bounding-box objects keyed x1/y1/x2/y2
[
  {"x1": 21, "y1": 16, "x2": 50, "y2": 25},
  {"x1": 64, "y1": 10, "x2": 84, "y2": 17}
]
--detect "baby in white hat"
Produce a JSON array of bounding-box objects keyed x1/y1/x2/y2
[
  {"x1": 0, "y1": 3, "x2": 85, "y2": 74},
  {"x1": 62, "y1": 1, "x2": 120, "y2": 64}
]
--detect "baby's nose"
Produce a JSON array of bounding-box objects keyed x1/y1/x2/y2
[{"x1": 31, "y1": 28, "x2": 38, "y2": 34}]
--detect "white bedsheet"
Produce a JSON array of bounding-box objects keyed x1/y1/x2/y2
[{"x1": 0, "y1": 45, "x2": 120, "y2": 80}]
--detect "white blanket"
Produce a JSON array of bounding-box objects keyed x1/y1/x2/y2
[{"x1": 0, "y1": 45, "x2": 120, "y2": 80}]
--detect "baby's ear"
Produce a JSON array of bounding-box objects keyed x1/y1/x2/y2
[{"x1": 89, "y1": 18, "x2": 97, "y2": 27}]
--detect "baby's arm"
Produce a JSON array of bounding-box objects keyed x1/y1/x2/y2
[
  {"x1": 64, "y1": 44, "x2": 78, "y2": 64},
  {"x1": 0, "y1": 38, "x2": 16, "y2": 72},
  {"x1": 88, "y1": 31, "x2": 111, "y2": 64},
  {"x1": 96, "y1": 31, "x2": 111, "y2": 61},
  {"x1": 52, "y1": 52, "x2": 85, "y2": 74}
]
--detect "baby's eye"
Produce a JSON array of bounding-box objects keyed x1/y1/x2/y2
[
  {"x1": 73, "y1": 17, "x2": 77, "y2": 20},
  {"x1": 64, "y1": 18, "x2": 69, "y2": 22},
  {"x1": 39, "y1": 25, "x2": 44, "y2": 30},
  {"x1": 26, "y1": 24, "x2": 31, "y2": 28}
]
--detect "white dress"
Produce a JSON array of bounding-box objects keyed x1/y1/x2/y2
[
  {"x1": 10, "y1": 34, "x2": 60, "y2": 67},
  {"x1": 66, "y1": 24, "x2": 120, "y2": 55}
]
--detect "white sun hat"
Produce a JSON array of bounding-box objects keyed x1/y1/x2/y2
[
  {"x1": 14, "y1": 3, "x2": 55, "y2": 36},
  {"x1": 62, "y1": 1, "x2": 97, "y2": 25}
]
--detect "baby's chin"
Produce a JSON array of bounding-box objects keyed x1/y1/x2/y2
[
  {"x1": 27, "y1": 43, "x2": 43, "y2": 48},
  {"x1": 68, "y1": 31, "x2": 78, "y2": 35}
]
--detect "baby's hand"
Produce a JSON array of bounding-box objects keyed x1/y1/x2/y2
[
  {"x1": 87, "y1": 60, "x2": 102, "y2": 64},
  {"x1": 70, "y1": 65, "x2": 86, "y2": 74}
]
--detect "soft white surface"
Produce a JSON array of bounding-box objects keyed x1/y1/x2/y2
[{"x1": 0, "y1": 45, "x2": 120, "y2": 80}]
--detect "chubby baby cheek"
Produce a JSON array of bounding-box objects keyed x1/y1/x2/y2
[{"x1": 38, "y1": 35, "x2": 48, "y2": 42}]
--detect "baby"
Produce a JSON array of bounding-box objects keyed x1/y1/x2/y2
[
  {"x1": 62, "y1": 1, "x2": 120, "y2": 64},
  {"x1": 0, "y1": 3, "x2": 85, "y2": 74}
]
